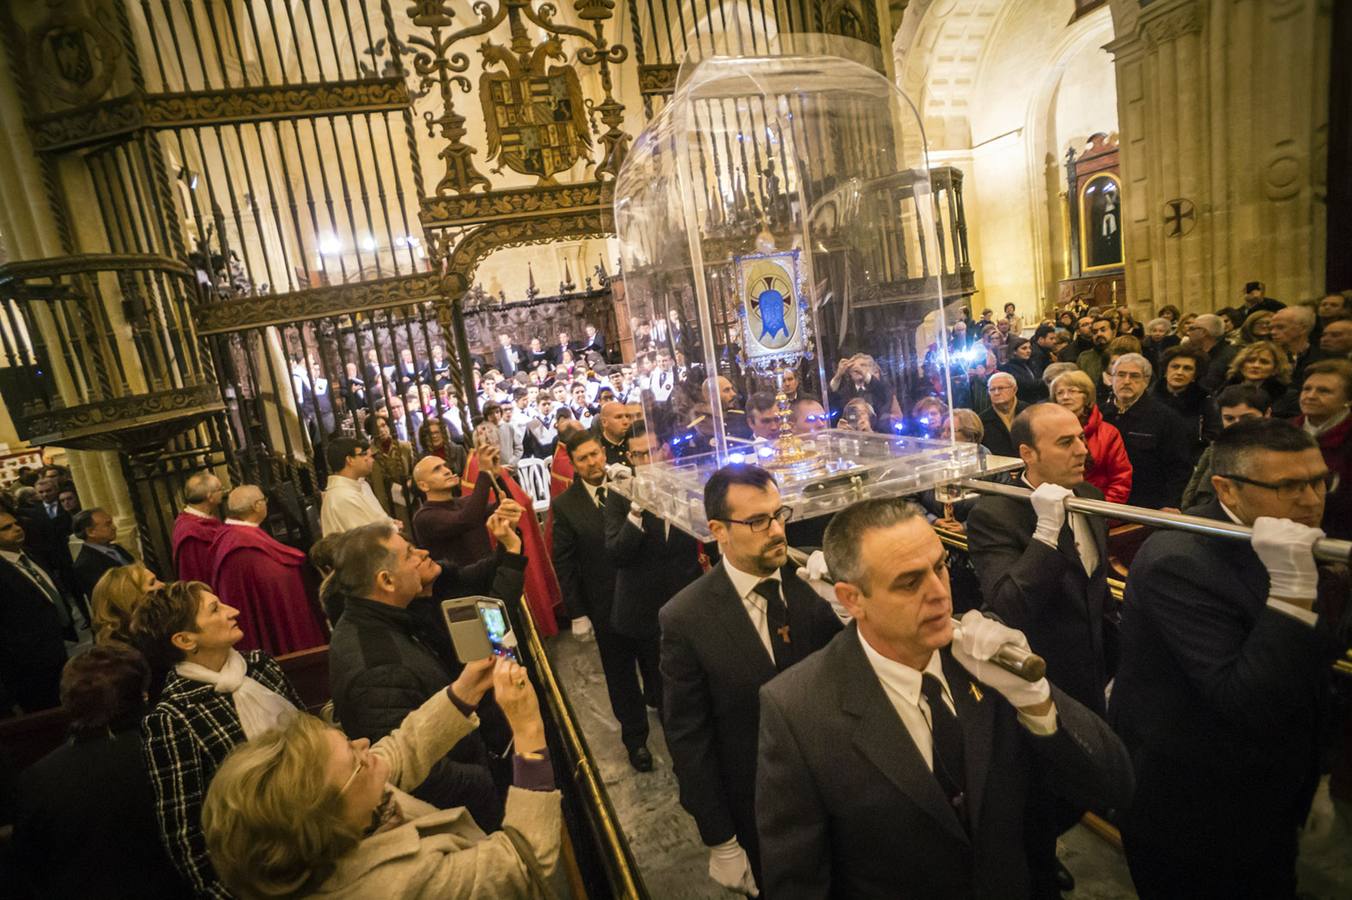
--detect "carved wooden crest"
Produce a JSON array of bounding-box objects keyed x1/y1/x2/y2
[{"x1": 479, "y1": 37, "x2": 591, "y2": 185}]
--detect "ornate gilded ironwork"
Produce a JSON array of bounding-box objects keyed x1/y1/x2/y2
[
  {"x1": 19, "y1": 384, "x2": 225, "y2": 451},
  {"x1": 420, "y1": 181, "x2": 609, "y2": 227},
  {"x1": 406, "y1": 0, "x2": 496, "y2": 195},
  {"x1": 443, "y1": 209, "x2": 614, "y2": 294},
  {"x1": 194, "y1": 271, "x2": 443, "y2": 335},
  {"x1": 637, "y1": 63, "x2": 678, "y2": 96}
]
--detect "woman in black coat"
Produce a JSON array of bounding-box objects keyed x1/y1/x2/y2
[
  {"x1": 11, "y1": 644, "x2": 186, "y2": 900},
  {"x1": 999, "y1": 337, "x2": 1047, "y2": 404}
]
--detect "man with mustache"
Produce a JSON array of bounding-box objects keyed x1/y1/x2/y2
[{"x1": 660, "y1": 464, "x2": 842, "y2": 895}]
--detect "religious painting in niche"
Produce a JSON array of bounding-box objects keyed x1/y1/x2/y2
[{"x1": 1079, "y1": 173, "x2": 1123, "y2": 271}]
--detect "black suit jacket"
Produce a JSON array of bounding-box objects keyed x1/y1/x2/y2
[
  {"x1": 551, "y1": 480, "x2": 616, "y2": 626},
  {"x1": 757, "y1": 626, "x2": 1134, "y2": 899},
  {"x1": 72, "y1": 542, "x2": 136, "y2": 601},
  {"x1": 978, "y1": 402, "x2": 1028, "y2": 458},
  {"x1": 0, "y1": 555, "x2": 69, "y2": 711},
  {"x1": 659, "y1": 563, "x2": 842, "y2": 853},
  {"x1": 966, "y1": 482, "x2": 1113, "y2": 714},
  {"x1": 493, "y1": 344, "x2": 526, "y2": 376},
  {"x1": 1109, "y1": 500, "x2": 1342, "y2": 879},
  {"x1": 602, "y1": 490, "x2": 703, "y2": 639}
]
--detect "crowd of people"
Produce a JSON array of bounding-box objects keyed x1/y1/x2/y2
[{"x1": 0, "y1": 279, "x2": 1348, "y2": 899}]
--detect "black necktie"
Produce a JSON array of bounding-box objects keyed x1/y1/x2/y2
[
  {"x1": 595, "y1": 486, "x2": 607, "y2": 509},
  {"x1": 753, "y1": 579, "x2": 790, "y2": 670},
  {"x1": 920, "y1": 673, "x2": 967, "y2": 827}
]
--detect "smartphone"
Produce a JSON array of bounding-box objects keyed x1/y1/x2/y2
[{"x1": 442, "y1": 596, "x2": 518, "y2": 663}]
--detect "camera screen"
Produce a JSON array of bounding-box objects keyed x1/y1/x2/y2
[{"x1": 479, "y1": 605, "x2": 508, "y2": 644}]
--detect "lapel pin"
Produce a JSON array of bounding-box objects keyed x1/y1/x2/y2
[{"x1": 969, "y1": 682, "x2": 983, "y2": 703}]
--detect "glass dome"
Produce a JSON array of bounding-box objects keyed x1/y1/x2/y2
[{"x1": 613, "y1": 35, "x2": 1006, "y2": 539}]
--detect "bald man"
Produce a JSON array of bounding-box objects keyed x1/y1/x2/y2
[
  {"x1": 411, "y1": 446, "x2": 514, "y2": 566},
  {"x1": 1268, "y1": 305, "x2": 1332, "y2": 416},
  {"x1": 596, "y1": 401, "x2": 633, "y2": 466},
  {"x1": 209, "y1": 485, "x2": 327, "y2": 654},
  {"x1": 172, "y1": 471, "x2": 224, "y2": 585},
  {"x1": 965, "y1": 403, "x2": 1113, "y2": 894}
]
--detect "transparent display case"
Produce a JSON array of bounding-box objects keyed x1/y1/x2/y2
[{"x1": 613, "y1": 36, "x2": 1011, "y2": 538}]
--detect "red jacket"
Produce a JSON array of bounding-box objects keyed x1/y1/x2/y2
[
  {"x1": 1084, "y1": 404, "x2": 1133, "y2": 504},
  {"x1": 1293, "y1": 414, "x2": 1351, "y2": 539}
]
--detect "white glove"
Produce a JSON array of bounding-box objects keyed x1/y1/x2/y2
[
  {"x1": 795, "y1": 550, "x2": 851, "y2": 623},
  {"x1": 605, "y1": 462, "x2": 634, "y2": 484},
  {"x1": 708, "y1": 838, "x2": 759, "y2": 896},
  {"x1": 570, "y1": 616, "x2": 593, "y2": 639},
  {"x1": 1251, "y1": 516, "x2": 1324, "y2": 601},
  {"x1": 1304, "y1": 775, "x2": 1335, "y2": 842},
  {"x1": 950, "y1": 610, "x2": 1051, "y2": 710},
  {"x1": 1030, "y1": 482, "x2": 1073, "y2": 547}
]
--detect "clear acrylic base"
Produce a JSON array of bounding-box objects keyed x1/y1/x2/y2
[{"x1": 611, "y1": 431, "x2": 1022, "y2": 541}]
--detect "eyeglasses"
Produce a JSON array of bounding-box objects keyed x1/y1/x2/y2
[
  {"x1": 338, "y1": 744, "x2": 367, "y2": 796},
  {"x1": 1214, "y1": 471, "x2": 1336, "y2": 501},
  {"x1": 719, "y1": 507, "x2": 794, "y2": 532},
  {"x1": 1111, "y1": 370, "x2": 1146, "y2": 381}
]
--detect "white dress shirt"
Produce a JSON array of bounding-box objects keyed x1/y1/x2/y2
[
  {"x1": 721, "y1": 557, "x2": 779, "y2": 663},
  {"x1": 1022, "y1": 476, "x2": 1099, "y2": 576},
  {"x1": 581, "y1": 479, "x2": 608, "y2": 509},
  {"x1": 0, "y1": 548, "x2": 63, "y2": 604},
  {"x1": 857, "y1": 633, "x2": 956, "y2": 772},
  {"x1": 859, "y1": 631, "x2": 1057, "y2": 770},
  {"x1": 651, "y1": 367, "x2": 675, "y2": 402},
  {"x1": 319, "y1": 474, "x2": 392, "y2": 536}
]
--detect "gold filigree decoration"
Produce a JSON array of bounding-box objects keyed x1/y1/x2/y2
[{"x1": 194, "y1": 272, "x2": 443, "y2": 334}]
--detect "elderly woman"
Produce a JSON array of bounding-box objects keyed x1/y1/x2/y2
[
  {"x1": 1141, "y1": 316, "x2": 1181, "y2": 370},
  {"x1": 1052, "y1": 369, "x2": 1133, "y2": 504},
  {"x1": 132, "y1": 582, "x2": 304, "y2": 898},
  {"x1": 12, "y1": 644, "x2": 186, "y2": 899},
  {"x1": 203, "y1": 657, "x2": 560, "y2": 899},
  {"x1": 1225, "y1": 339, "x2": 1291, "y2": 406},
  {"x1": 90, "y1": 561, "x2": 163, "y2": 645}
]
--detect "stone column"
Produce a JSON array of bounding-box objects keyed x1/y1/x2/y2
[
  {"x1": 1107, "y1": 0, "x2": 1331, "y2": 313},
  {"x1": 0, "y1": 25, "x2": 138, "y2": 546}
]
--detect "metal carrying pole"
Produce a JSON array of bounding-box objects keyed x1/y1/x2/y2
[{"x1": 954, "y1": 479, "x2": 1352, "y2": 564}]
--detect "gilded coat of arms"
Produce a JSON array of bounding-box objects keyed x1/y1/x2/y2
[{"x1": 479, "y1": 37, "x2": 591, "y2": 185}]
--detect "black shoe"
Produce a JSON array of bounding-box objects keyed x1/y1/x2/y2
[
  {"x1": 627, "y1": 745, "x2": 654, "y2": 772},
  {"x1": 1055, "y1": 860, "x2": 1075, "y2": 892}
]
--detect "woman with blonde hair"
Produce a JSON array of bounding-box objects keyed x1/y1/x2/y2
[
  {"x1": 203, "y1": 657, "x2": 560, "y2": 899},
  {"x1": 1224, "y1": 339, "x2": 1291, "y2": 406},
  {"x1": 1236, "y1": 309, "x2": 1274, "y2": 345},
  {"x1": 1052, "y1": 369, "x2": 1133, "y2": 504},
  {"x1": 90, "y1": 562, "x2": 163, "y2": 644}
]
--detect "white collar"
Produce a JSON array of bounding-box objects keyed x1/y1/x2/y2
[
  {"x1": 722, "y1": 556, "x2": 782, "y2": 602},
  {"x1": 223, "y1": 518, "x2": 259, "y2": 528},
  {"x1": 326, "y1": 474, "x2": 364, "y2": 489},
  {"x1": 1305, "y1": 408, "x2": 1349, "y2": 437},
  {"x1": 857, "y1": 630, "x2": 950, "y2": 709},
  {"x1": 0, "y1": 548, "x2": 26, "y2": 564},
  {"x1": 183, "y1": 505, "x2": 213, "y2": 518}
]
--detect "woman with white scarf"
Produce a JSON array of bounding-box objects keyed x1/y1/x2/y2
[{"x1": 131, "y1": 581, "x2": 305, "y2": 899}]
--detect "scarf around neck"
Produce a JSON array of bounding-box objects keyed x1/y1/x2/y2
[{"x1": 176, "y1": 649, "x2": 298, "y2": 740}]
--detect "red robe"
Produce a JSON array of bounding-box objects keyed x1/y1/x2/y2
[
  {"x1": 171, "y1": 512, "x2": 223, "y2": 587},
  {"x1": 464, "y1": 455, "x2": 561, "y2": 637},
  {"x1": 209, "y1": 524, "x2": 328, "y2": 655},
  {"x1": 549, "y1": 443, "x2": 575, "y2": 500}
]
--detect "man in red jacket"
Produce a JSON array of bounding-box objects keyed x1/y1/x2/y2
[
  {"x1": 209, "y1": 485, "x2": 327, "y2": 655},
  {"x1": 170, "y1": 471, "x2": 224, "y2": 586}
]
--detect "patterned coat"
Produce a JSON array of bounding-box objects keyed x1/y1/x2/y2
[{"x1": 142, "y1": 651, "x2": 302, "y2": 899}]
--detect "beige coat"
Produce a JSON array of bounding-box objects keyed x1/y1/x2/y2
[{"x1": 313, "y1": 690, "x2": 561, "y2": 898}]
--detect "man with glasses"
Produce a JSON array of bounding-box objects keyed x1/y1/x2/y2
[
  {"x1": 320, "y1": 437, "x2": 398, "y2": 536},
  {"x1": 172, "y1": 471, "x2": 225, "y2": 585},
  {"x1": 1101, "y1": 353, "x2": 1192, "y2": 509},
  {"x1": 978, "y1": 372, "x2": 1027, "y2": 457},
  {"x1": 1187, "y1": 313, "x2": 1239, "y2": 393},
  {"x1": 1111, "y1": 419, "x2": 1345, "y2": 898},
  {"x1": 601, "y1": 423, "x2": 705, "y2": 769},
  {"x1": 659, "y1": 464, "x2": 842, "y2": 895}
]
